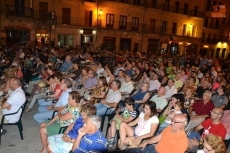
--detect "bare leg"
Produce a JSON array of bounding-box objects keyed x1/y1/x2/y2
[
  {"x1": 39, "y1": 123, "x2": 48, "y2": 153},
  {"x1": 118, "y1": 122, "x2": 134, "y2": 149},
  {"x1": 110, "y1": 120, "x2": 117, "y2": 138}
]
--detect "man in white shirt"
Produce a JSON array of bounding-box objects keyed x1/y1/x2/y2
[
  {"x1": 174, "y1": 72, "x2": 183, "y2": 90},
  {"x1": 211, "y1": 66, "x2": 217, "y2": 81},
  {"x1": 120, "y1": 74, "x2": 134, "y2": 100},
  {"x1": 0, "y1": 77, "x2": 26, "y2": 124},
  {"x1": 33, "y1": 78, "x2": 72, "y2": 124},
  {"x1": 149, "y1": 73, "x2": 161, "y2": 92},
  {"x1": 149, "y1": 86, "x2": 168, "y2": 113},
  {"x1": 95, "y1": 80, "x2": 121, "y2": 116},
  {"x1": 165, "y1": 79, "x2": 177, "y2": 100}
]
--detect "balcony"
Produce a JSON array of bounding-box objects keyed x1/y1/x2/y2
[
  {"x1": 217, "y1": 36, "x2": 230, "y2": 42},
  {"x1": 6, "y1": 5, "x2": 56, "y2": 22},
  {"x1": 201, "y1": 38, "x2": 217, "y2": 44},
  {"x1": 102, "y1": 0, "x2": 204, "y2": 18}
]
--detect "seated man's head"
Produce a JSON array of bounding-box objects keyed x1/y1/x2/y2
[
  {"x1": 202, "y1": 80, "x2": 210, "y2": 89},
  {"x1": 171, "y1": 114, "x2": 187, "y2": 132},
  {"x1": 203, "y1": 90, "x2": 212, "y2": 102},
  {"x1": 157, "y1": 86, "x2": 166, "y2": 97},
  {"x1": 124, "y1": 97, "x2": 135, "y2": 111},
  {"x1": 9, "y1": 77, "x2": 21, "y2": 91},
  {"x1": 81, "y1": 103, "x2": 97, "y2": 122},
  {"x1": 87, "y1": 70, "x2": 95, "y2": 78},
  {"x1": 111, "y1": 80, "x2": 121, "y2": 90},
  {"x1": 210, "y1": 108, "x2": 223, "y2": 121},
  {"x1": 60, "y1": 78, "x2": 72, "y2": 91},
  {"x1": 83, "y1": 115, "x2": 101, "y2": 134},
  {"x1": 72, "y1": 61, "x2": 79, "y2": 70},
  {"x1": 125, "y1": 74, "x2": 132, "y2": 83},
  {"x1": 167, "y1": 79, "x2": 174, "y2": 87},
  {"x1": 118, "y1": 70, "x2": 124, "y2": 78},
  {"x1": 65, "y1": 55, "x2": 72, "y2": 62}
]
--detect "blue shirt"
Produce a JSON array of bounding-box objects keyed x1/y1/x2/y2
[
  {"x1": 68, "y1": 116, "x2": 84, "y2": 139},
  {"x1": 73, "y1": 131, "x2": 107, "y2": 153},
  {"x1": 60, "y1": 61, "x2": 72, "y2": 72},
  {"x1": 55, "y1": 88, "x2": 72, "y2": 107}
]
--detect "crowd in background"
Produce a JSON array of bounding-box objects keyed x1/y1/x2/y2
[{"x1": 0, "y1": 41, "x2": 229, "y2": 153}]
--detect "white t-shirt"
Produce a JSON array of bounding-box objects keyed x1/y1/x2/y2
[
  {"x1": 105, "y1": 89, "x2": 121, "y2": 110},
  {"x1": 165, "y1": 85, "x2": 177, "y2": 99},
  {"x1": 134, "y1": 112, "x2": 159, "y2": 136},
  {"x1": 3, "y1": 87, "x2": 26, "y2": 123},
  {"x1": 150, "y1": 95, "x2": 168, "y2": 110},
  {"x1": 149, "y1": 80, "x2": 161, "y2": 91},
  {"x1": 120, "y1": 81, "x2": 134, "y2": 93}
]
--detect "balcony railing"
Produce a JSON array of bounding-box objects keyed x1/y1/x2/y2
[
  {"x1": 103, "y1": 0, "x2": 204, "y2": 18},
  {"x1": 201, "y1": 38, "x2": 217, "y2": 44},
  {"x1": 6, "y1": 5, "x2": 56, "y2": 21},
  {"x1": 217, "y1": 36, "x2": 230, "y2": 42}
]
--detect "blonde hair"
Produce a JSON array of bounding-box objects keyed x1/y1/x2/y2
[{"x1": 204, "y1": 134, "x2": 226, "y2": 153}]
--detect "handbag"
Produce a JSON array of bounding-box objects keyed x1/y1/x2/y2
[{"x1": 159, "y1": 115, "x2": 166, "y2": 124}]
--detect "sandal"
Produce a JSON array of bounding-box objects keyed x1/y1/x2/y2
[
  {"x1": 1, "y1": 129, "x2": 7, "y2": 135},
  {"x1": 25, "y1": 108, "x2": 32, "y2": 112}
]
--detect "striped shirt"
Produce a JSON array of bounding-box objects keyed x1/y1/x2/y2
[{"x1": 73, "y1": 131, "x2": 107, "y2": 153}]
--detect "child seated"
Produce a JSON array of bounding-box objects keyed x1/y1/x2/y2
[
  {"x1": 107, "y1": 97, "x2": 137, "y2": 148},
  {"x1": 158, "y1": 101, "x2": 183, "y2": 134}
]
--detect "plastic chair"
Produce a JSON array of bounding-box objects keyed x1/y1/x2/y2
[{"x1": 0, "y1": 100, "x2": 28, "y2": 145}]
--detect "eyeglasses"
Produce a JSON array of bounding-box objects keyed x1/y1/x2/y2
[
  {"x1": 172, "y1": 120, "x2": 184, "y2": 124},
  {"x1": 210, "y1": 111, "x2": 221, "y2": 115}
]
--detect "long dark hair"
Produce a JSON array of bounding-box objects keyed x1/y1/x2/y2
[
  {"x1": 99, "y1": 76, "x2": 108, "y2": 87},
  {"x1": 145, "y1": 101, "x2": 157, "y2": 117}
]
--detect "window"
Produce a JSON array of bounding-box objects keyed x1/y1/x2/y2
[
  {"x1": 132, "y1": 17, "x2": 139, "y2": 31},
  {"x1": 119, "y1": 15, "x2": 127, "y2": 30},
  {"x1": 182, "y1": 24, "x2": 187, "y2": 36},
  {"x1": 215, "y1": 19, "x2": 219, "y2": 29},
  {"x1": 152, "y1": 0, "x2": 157, "y2": 8},
  {"x1": 210, "y1": 18, "x2": 214, "y2": 28},
  {"x1": 165, "y1": 0, "x2": 170, "y2": 11},
  {"x1": 213, "y1": 1, "x2": 217, "y2": 6},
  {"x1": 194, "y1": 6, "x2": 198, "y2": 16},
  {"x1": 204, "y1": 17, "x2": 209, "y2": 27},
  {"x1": 207, "y1": 33, "x2": 211, "y2": 43},
  {"x1": 149, "y1": 19, "x2": 156, "y2": 32},
  {"x1": 62, "y1": 8, "x2": 71, "y2": 24},
  {"x1": 14, "y1": 0, "x2": 25, "y2": 15},
  {"x1": 106, "y1": 14, "x2": 114, "y2": 29},
  {"x1": 184, "y1": 3, "x2": 188, "y2": 14},
  {"x1": 172, "y1": 22, "x2": 177, "y2": 34},
  {"x1": 192, "y1": 26, "x2": 196, "y2": 37},
  {"x1": 162, "y1": 21, "x2": 167, "y2": 34},
  {"x1": 202, "y1": 33, "x2": 206, "y2": 43},
  {"x1": 175, "y1": 1, "x2": 180, "y2": 13},
  {"x1": 215, "y1": 48, "x2": 220, "y2": 58},
  {"x1": 206, "y1": 0, "x2": 211, "y2": 10}
]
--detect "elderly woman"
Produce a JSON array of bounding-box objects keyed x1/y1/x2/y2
[
  {"x1": 129, "y1": 82, "x2": 150, "y2": 109},
  {"x1": 47, "y1": 103, "x2": 96, "y2": 153},
  {"x1": 197, "y1": 134, "x2": 226, "y2": 153},
  {"x1": 118, "y1": 101, "x2": 159, "y2": 150},
  {"x1": 38, "y1": 91, "x2": 81, "y2": 153}
]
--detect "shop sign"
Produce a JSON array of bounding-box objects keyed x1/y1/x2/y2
[
  {"x1": 5, "y1": 22, "x2": 31, "y2": 28},
  {"x1": 211, "y1": 5, "x2": 226, "y2": 18},
  {"x1": 83, "y1": 29, "x2": 92, "y2": 35}
]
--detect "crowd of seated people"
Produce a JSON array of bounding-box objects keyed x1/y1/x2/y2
[{"x1": 0, "y1": 43, "x2": 230, "y2": 153}]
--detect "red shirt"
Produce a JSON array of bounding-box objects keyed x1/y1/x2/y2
[
  {"x1": 54, "y1": 84, "x2": 63, "y2": 99},
  {"x1": 201, "y1": 118, "x2": 226, "y2": 140},
  {"x1": 192, "y1": 100, "x2": 215, "y2": 117}
]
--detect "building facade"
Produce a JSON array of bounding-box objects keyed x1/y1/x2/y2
[
  {"x1": 200, "y1": 0, "x2": 230, "y2": 59},
  {"x1": 0, "y1": 0, "x2": 229, "y2": 57}
]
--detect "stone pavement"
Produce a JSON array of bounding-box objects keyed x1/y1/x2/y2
[{"x1": 1, "y1": 102, "x2": 230, "y2": 153}]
